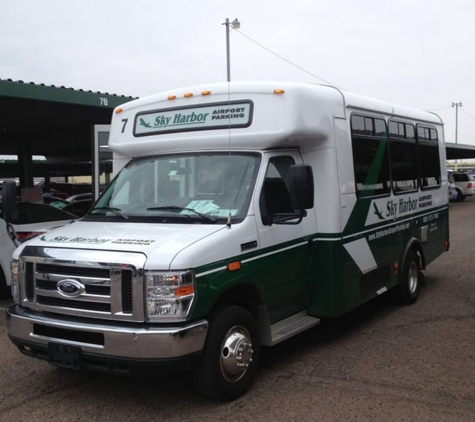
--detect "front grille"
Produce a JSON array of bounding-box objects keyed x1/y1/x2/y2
[
  {"x1": 122, "y1": 270, "x2": 133, "y2": 314},
  {"x1": 37, "y1": 296, "x2": 111, "y2": 312},
  {"x1": 25, "y1": 262, "x2": 35, "y2": 301},
  {"x1": 36, "y1": 263, "x2": 110, "y2": 279},
  {"x1": 19, "y1": 247, "x2": 145, "y2": 322}
]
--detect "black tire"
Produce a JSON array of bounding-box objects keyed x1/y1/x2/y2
[
  {"x1": 394, "y1": 250, "x2": 420, "y2": 305},
  {"x1": 193, "y1": 305, "x2": 260, "y2": 401},
  {"x1": 0, "y1": 268, "x2": 11, "y2": 300},
  {"x1": 456, "y1": 189, "x2": 465, "y2": 202}
]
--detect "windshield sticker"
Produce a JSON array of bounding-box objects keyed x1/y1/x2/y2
[
  {"x1": 365, "y1": 194, "x2": 434, "y2": 226},
  {"x1": 184, "y1": 200, "x2": 220, "y2": 214},
  {"x1": 134, "y1": 101, "x2": 253, "y2": 136}
]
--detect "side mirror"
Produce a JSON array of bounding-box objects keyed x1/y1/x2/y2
[
  {"x1": 289, "y1": 164, "x2": 314, "y2": 211},
  {"x1": 2, "y1": 180, "x2": 19, "y2": 223}
]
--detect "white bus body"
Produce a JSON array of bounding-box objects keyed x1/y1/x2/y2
[{"x1": 6, "y1": 82, "x2": 449, "y2": 401}]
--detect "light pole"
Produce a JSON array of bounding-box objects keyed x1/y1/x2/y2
[
  {"x1": 452, "y1": 102, "x2": 462, "y2": 170},
  {"x1": 223, "y1": 18, "x2": 240, "y2": 82}
]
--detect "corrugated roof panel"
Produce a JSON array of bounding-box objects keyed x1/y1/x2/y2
[{"x1": 0, "y1": 78, "x2": 137, "y2": 108}]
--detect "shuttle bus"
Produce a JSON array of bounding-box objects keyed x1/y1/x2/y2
[{"x1": 6, "y1": 81, "x2": 449, "y2": 401}]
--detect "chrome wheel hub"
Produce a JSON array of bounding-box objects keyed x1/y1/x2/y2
[
  {"x1": 408, "y1": 261, "x2": 418, "y2": 293},
  {"x1": 220, "y1": 325, "x2": 254, "y2": 383}
]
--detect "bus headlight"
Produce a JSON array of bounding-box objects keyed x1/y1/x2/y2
[
  {"x1": 11, "y1": 260, "x2": 20, "y2": 304},
  {"x1": 145, "y1": 270, "x2": 195, "y2": 321}
]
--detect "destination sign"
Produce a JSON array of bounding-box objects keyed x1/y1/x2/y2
[{"x1": 134, "y1": 101, "x2": 253, "y2": 136}]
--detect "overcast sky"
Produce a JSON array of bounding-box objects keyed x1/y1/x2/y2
[{"x1": 2, "y1": 0, "x2": 475, "y2": 145}]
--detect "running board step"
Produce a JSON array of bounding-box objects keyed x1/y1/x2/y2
[{"x1": 270, "y1": 311, "x2": 320, "y2": 346}]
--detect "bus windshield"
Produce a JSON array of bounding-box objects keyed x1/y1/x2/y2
[{"x1": 87, "y1": 152, "x2": 261, "y2": 224}]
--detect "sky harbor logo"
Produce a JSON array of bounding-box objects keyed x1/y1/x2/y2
[{"x1": 134, "y1": 102, "x2": 252, "y2": 135}]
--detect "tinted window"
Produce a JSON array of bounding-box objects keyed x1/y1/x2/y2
[
  {"x1": 389, "y1": 120, "x2": 418, "y2": 192},
  {"x1": 260, "y1": 156, "x2": 295, "y2": 219},
  {"x1": 351, "y1": 115, "x2": 390, "y2": 197},
  {"x1": 417, "y1": 125, "x2": 441, "y2": 188}
]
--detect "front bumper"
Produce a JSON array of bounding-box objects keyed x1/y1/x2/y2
[{"x1": 7, "y1": 305, "x2": 208, "y2": 373}]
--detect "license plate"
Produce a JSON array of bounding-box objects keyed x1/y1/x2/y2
[{"x1": 48, "y1": 343, "x2": 80, "y2": 370}]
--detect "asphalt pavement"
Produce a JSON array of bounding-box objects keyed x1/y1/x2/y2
[{"x1": 0, "y1": 199, "x2": 474, "y2": 421}]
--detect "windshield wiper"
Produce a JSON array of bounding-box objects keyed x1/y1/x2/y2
[
  {"x1": 90, "y1": 206, "x2": 129, "y2": 220},
  {"x1": 146, "y1": 206, "x2": 217, "y2": 223}
]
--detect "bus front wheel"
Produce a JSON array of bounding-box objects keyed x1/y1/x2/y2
[{"x1": 193, "y1": 305, "x2": 260, "y2": 401}]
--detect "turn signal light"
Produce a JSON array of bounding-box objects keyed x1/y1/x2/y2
[
  {"x1": 201, "y1": 91, "x2": 211, "y2": 95},
  {"x1": 167, "y1": 95, "x2": 177, "y2": 100},
  {"x1": 227, "y1": 261, "x2": 242, "y2": 272},
  {"x1": 184, "y1": 92, "x2": 193, "y2": 98},
  {"x1": 393, "y1": 262, "x2": 399, "y2": 275},
  {"x1": 274, "y1": 89, "x2": 285, "y2": 94},
  {"x1": 114, "y1": 108, "x2": 123, "y2": 114},
  {"x1": 176, "y1": 286, "x2": 194, "y2": 297}
]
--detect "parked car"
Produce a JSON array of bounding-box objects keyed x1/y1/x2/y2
[
  {"x1": 62, "y1": 199, "x2": 93, "y2": 218},
  {"x1": 65, "y1": 192, "x2": 92, "y2": 203},
  {"x1": 0, "y1": 202, "x2": 77, "y2": 298},
  {"x1": 447, "y1": 171, "x2": 475, "y2": 201},
  {"x1": 448, "y1": 183, "x2": 458, "y2": 201}
]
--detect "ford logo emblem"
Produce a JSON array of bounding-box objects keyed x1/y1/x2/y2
[{"x1": 57, "y1": 279, "x2": 85, "y2": 297}]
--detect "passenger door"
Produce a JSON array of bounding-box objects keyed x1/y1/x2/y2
[{"x1": 253, "y1": 152, "x2": 317, "y2": 322}]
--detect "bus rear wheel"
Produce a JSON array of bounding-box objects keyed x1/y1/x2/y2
[
  {"x1": 394, "y1": 250, "x2": 420, "y2": 305},
  {"x1": 193, "y1": 305, "x2": 260, "y2": 401}
]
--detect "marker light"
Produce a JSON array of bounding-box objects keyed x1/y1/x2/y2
[
  {"x1": 227, "y1": 261, "x2": 242, "y2": 272},
  {"x1": 201, "y1": 91, "x2": 211, "y2": 96},
  {"x1": 115, "y1": 108, "x2": 123, "y2": 114},
  {"x1": 393, "y1": 262, "x2": 399, "y2": 275},
  {"x1": 168, "y1": 95, "x2": 177, "y2": 100},
  {"x1": 184, "y1": 92, "x2": 193, "y2": 98},
  {"x1": 274, "y1": 89, "x2": 285, "y2": 94}
]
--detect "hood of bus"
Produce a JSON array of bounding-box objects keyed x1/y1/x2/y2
[{"x1": 15, "y1": 220, "x2": 226, "y2": 269}]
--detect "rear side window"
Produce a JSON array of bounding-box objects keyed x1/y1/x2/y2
[
  {"x1": 453, "y1": 173, "x2": 469, "y2": 182},
  {"x1": 417, "y1": 125, "x2": 441, "y2": 188}
]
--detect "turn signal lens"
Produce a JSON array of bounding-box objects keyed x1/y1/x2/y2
[
  {"x1": 227, "y1": 261, "x2": 242, "y2": 272},
  {"x1": 168, "y1": 95, "x2": 177, "y2": 100},
  {"x1": 184, "y1": 92, "x2": 193, "y2": 98},
  {"x1": 176, "y1": 286, "x2": 194, "y2": 297},
  {"x1": 201, "y1": 91, "x2": 211, "y2": 95},
  {"x1": 115, "y1": 108, "x2": 123, "y2": 114},
  {"x1": 274, "y1": 89, "x2": 285, "y2": 94}
]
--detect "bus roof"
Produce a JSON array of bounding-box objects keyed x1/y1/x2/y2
[{"x1": 110, "y1": 82, "x2": 443, "y2": 157}]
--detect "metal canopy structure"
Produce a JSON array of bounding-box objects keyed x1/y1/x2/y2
[
  {"x1": 0, "y1": 78, "x2": 136, "y2": 186},
  {"x1": 445, "y1": 142, "x2": 475, "y2": 160}
]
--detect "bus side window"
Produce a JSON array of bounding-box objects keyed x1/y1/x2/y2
[
  {"x1": 389, "y1": 121, "x2": 418, "y2": 193},
  {"x1": 351, "y1": 115, "x2": 390, "y2": 198}
]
